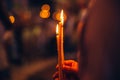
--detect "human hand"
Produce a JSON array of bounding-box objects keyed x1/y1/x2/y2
[{"x1": 53, "y1": 60, "x2": 79, "y2": 80}]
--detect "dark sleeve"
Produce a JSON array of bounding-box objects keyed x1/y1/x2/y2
[{"x1": 80, "y1": 0, "x2": 120, "y2": 80}]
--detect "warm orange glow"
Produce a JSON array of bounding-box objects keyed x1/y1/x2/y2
[
  {"x1": 60, "y1": 10, "x2": 64, "y2": 25},
  {"x1": 41, "y1": 4, "x2": 50, "y2": 11},
  {"x1": 56, "y1": 24, "x2": 59, "y2": 35},
  {"x1": 56, "y1": 12, "x2": 61, "y2": 21},
  {"x1": 9, "y1": 15, "x2": 15, "y2": 24},
  {"x1": 53, "y1": 10, "x2": 67, "y2": 22},
  {"x1": 40, "y1": 10, "x2": 50, "y2": 18}
]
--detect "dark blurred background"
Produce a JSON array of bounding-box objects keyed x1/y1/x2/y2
[{"x1": 0, "y1": 0, "x2": 86, "y2": 80}]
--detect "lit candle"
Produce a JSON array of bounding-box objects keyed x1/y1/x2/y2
[{"x1": 56, "y1": 10, "x2": 64, "y2": 80}]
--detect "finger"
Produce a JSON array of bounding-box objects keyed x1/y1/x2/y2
[
  {"x1": 56, "y1": 64, "x2": 59, "y2": 70},
  {"x1": 56, "y1": 60, "x2": 72, "y2": 69},
  {"x1": 64, "y1": 60, "x2": 75, "y2": 63},
  {"x1": 63, "y1": 65, "x2": 72, "y2": 72},
  {"x1": 56, "y1": 60, "x2": 77, "y2": 67},
  {"x1": 64, "y1": 60, "x2": 76, "y2": 65},
  {"x1": 63, "y1": 65, "x2": 78, "y2": 73},
  {"x1": 56, "y1": 64, "x2": 64, "y2": 70},
  {"x1": 56, "y1": 60, "x2": 78, "y2": 70},
  {"x1": 53, "y1": 71, "x2": 59, "y2": 79}
]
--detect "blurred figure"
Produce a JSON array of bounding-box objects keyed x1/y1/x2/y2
[
  {"x1": 0, "y1": 25, "x2": 10, "y2": 80},
  {"x1": 0, "y1": 0, "x2": 12, "y2": 80},
  {"x1": 0, "y1": 0, "x2": 24, "y2": 80},
  {"x1": 53, "y1": 0, "x2": 120, "y2": 80}
]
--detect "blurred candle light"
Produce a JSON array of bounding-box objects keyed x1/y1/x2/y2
[
  {"x1": 40, "y1": 10, "x2": 50, "y2": 18},
  {"x1": 9, "y1": 15, "x2": 15, "y2": 24},
  {"x1": 40, "y1": 4, "x2": 50, "y2": 19},
  {"x1": 41, "y1": 4, "x2": 50, "y2": 11},
  {"x1": 53, "y1": 10, "x2": 67, "y2": 22},
  {"x1": 55, "y1": 11, "x2": 60, "y2": 21}
]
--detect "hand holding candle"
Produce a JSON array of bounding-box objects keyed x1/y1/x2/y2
[{"x1": 56, "y1": 10, "x2": 64, "y2": 80}]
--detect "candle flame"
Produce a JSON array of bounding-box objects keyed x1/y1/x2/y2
[
  {"x1": 56, "y1": 24, "x2": 59, "y2": 35},
  {"x1": 60, "y1": 10, "x2": 64, "y2": 25}
]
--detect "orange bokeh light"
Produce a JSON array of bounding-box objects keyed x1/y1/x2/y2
[
  {"x1": 40, "y1": 10, "x2": 50, "y2": 18},
  {"x1": 53, "y1": 10, "x2": 67, "y2": 22},
  {"x1": 41, "y1": 4, "x2": 50, "y2": 11},
  {"x1": 9, "y1": 15, "x2": 15, "y2": 24}
]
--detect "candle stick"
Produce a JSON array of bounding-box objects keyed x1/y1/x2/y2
[
  {"x1": 56, "y1": 10, "x2": 64, "y2": 80},
  {"x1": 60, "y1": 10, "x2": 64, "y2": 64}
]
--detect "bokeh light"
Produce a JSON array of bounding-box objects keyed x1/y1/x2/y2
[
  {"x1": 53, "y1": 10, "x2": 67, "y2": 21},
  {"x1": 9, "y1": 15, "x2": 15, "y2": 24},
  {"x1": 40, "y1": 10, "x2": 50, "y2": 19},
  {"x1": 33, "y1": 26, "x2": 41, "y2": 36},
  {"x1": 41, "y1": 4, "x2": 50, "y2": 11}
]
